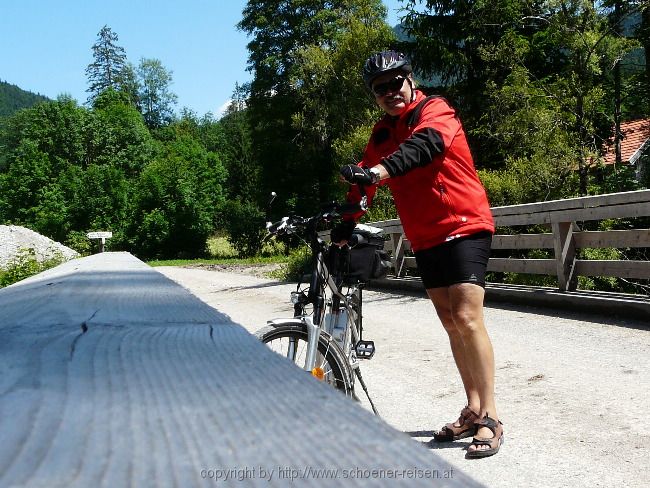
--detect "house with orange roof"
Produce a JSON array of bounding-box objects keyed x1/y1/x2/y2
[{"x1": 602, "y1": 119, "x2": 650, "y2": 181}]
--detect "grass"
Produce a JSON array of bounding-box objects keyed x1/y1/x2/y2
[
  {"x1": 147, "y1": 236, "x2": 289, "y2": 268},
  {"x1": 147, "y1": 255, "x2": 287, "y2": 267}
]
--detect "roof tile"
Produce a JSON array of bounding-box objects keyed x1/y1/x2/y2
[{"x1": 603, "y1": 119, "x2": 650, "y2": 165}]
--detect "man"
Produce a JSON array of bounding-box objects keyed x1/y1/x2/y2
[{"x1": 334, "y1": 51, "x2": 503, "y2": 458}]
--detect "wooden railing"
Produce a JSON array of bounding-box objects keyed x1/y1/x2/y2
[{"x1": 368, "y1": 189, "x2": 650, "y2": 292}]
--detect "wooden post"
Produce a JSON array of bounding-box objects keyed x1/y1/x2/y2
[
  {"x1": 87, "y1": 231, "x2": 112, "y2": 254},
  {"x1": 391, "y1": 233, "x2": 407, "y2": 277},
  {"x1": 552, "y1": 221, "x2": 577, "y2": 291}
]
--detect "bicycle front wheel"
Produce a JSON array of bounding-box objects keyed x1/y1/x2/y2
[{"x1": 256, "y1": 322, "x2": 353, "y2": 395}]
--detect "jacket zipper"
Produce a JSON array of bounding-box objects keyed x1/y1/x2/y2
[{"x1": 439, "y1": 183, "x2": 459, "y2": 223}]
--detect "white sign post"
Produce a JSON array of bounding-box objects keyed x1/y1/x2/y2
[{"x1": 86, "y1": 231, "x2": 113, "y2": 253}]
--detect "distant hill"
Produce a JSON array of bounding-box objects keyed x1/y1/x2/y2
[{"x1": 0, "y1": 80, "x2": 50, "y2": 117}]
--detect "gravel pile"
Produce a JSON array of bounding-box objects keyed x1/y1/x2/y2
[{"x1": 0, "y1": 225, "x2": 79, "y2": 269}]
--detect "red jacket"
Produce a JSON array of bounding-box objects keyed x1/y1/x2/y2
[{"x1": 347, "y1": 90, "x2": 494, "y2": 252}]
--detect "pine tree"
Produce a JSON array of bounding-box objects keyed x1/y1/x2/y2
[{"x1": 85, "y1": 25, "x2": 129, "y2": 105}]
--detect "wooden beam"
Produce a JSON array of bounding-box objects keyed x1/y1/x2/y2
[
  {"x1": 487, "y1": 258, "x2": 557, "y2": 275},
  {"x1": 491, "y1": 233, "x2": 555, "y2": 249},
  {"x1": 573, "y1": 229, "x2": 650, "y2": 248},
  {"x1": 491, "y1": 188, "x2": 650, "y2": 217},
  {"x1": 493, "y1": 202, "x2": 650, "y2": 226},
  {"x1": 574, "y1": 260, "x2": 650, "y2": 279},
  {"x1": 0, "y1": 253, "x2": 470, "y2": 487}
]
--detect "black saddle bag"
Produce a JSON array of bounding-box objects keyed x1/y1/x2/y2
[{"x1": 328, "y1": 226, "x2": 391, "y2": 283}]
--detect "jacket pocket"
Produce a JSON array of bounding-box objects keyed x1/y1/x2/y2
[{"x1": 438, "y1": 181, "x2": 459, "y2": 224}]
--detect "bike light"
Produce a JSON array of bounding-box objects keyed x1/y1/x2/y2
[{"x1": 311, "y1": 367, "x2": 325, "y2": 381}]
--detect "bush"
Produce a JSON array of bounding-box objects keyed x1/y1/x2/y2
[
  {"x1": 65, "y1": 230, "x2": 93, "y2": 256},
  {"x1": 0, "y1": 247, "x2": 66, "y2": 288},
  {"x1": 222, "y1": 199, "x2": 266, "y2": 258},
  {"x1": 270, "y1": 245, "x2": 311, "y2": 282}
]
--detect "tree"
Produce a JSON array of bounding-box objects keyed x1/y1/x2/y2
[
  {"x1": 399, "y1": 0, "x2": 537, "y2": 168},
  {"x1": 85, "y1": 89, "x2": 155, "y2": 176},
  {"x1": 127, "y1": 135, "x2": 227, "y2": 259},
  {"x1": 238, "y1": 0, "x2": 394, "y2": 213},
  {"x1": 401, "y1": 1, "x2": 641, "y2": 196},
  {"x1": 536, "y1": 1, "x2": 637, "y2": 194},
  {"x1": 137, "y1": 58, "x2": 178, "y2": 129},
  {"x1": 86, "y1": 25, "x2": 129, "y2": 105},
  {"x1": 120, "y1": 62, "x2": 141, "y2": 107},
  {"x1": 217, "y1": 83, "x2": 256, "y2": 200}
]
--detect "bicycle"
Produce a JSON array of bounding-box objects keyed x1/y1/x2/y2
[{"x1": 256, "y1": 193, "x2": 390, "y2": 414}]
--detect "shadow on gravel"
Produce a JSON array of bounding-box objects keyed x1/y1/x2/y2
[
  {"x1": 484, "y1": 299, "x2": 650, "y2": 332},
  {"x1": 218, "y1": 281, "x2": 287, "y2": 292},
  {"x1": 405, "y1": 431, "x2": 469, "y2": 451},
  {"x1": 369, "y1": 282, "x2": 650, "y2": 332}
]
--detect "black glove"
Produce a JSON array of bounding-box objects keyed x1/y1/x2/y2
[
  {"x1": 340, "y1": 164, "x2": 378, "y2": 185},
  {"x1": 331, "y1": 220, "x2": 356, "y2": 244}
]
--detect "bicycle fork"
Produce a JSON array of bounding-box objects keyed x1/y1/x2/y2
[{"x1": 303, "y1": 315, "x2": 321, "y2": 372}]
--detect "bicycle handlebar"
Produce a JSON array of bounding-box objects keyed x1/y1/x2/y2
[
  {"x1": 265, "y1": 194, "x2": 368, "y2": 237},
  {"x1": 264, "y1": 178, "x2": 371, "y2": 239}
]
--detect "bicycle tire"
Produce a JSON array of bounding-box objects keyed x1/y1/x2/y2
[{"x1": 256, "y1": 322, "x2": 354, "y2": 395}]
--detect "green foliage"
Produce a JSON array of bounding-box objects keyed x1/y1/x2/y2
[
  {"x1": 212, "y1": 85, "x2": 257, "y2": 200},
  {"x1": 0, "y1": 80, "x2": 50, "y2": 117},
  {"x1": 128, "y1": 134, "x2": 227, "y2": 259},
  {"x1": 400, "y1": 0, "x2": 642, "y2": 198},
  {"x1": 87, "y1": 89, "x2": 155, "y2": 175},
  {"x1": 362, "y1": 185, "x2": 398, "y2": 222},
  {"x1": 137, "y1": 58, "x2": 178, "y2": 128},
  {"x1": 576, "y1": 246, "x2": 622, "y2": 291},
  {"x1": 270, "y1": 244, "x2": 312, "y2": 281},
  {"x1": 207, "y1": 235, "x2": 239, "y2": 259},
  {"x1": 0, "y1": 248, "x2": 66, "y2": 288},
  {"x1": 0, "y1": 89, "x2": 227, "y2": 260},
  {"x1": 1, "y1": 96, "x2": 87, "y2": 169},
  {"x1": 221, "y1": 199, "x2": 267, "y2": 258},
  {"x1": 86, "y1": 25, "x2": 129, "y2": 105},
  {"x1": 64, "y1": 231, "x2": 94, "y2": 256},
  {"x1": 239, "y1": 0, "x2": 394, "y2": 213}
]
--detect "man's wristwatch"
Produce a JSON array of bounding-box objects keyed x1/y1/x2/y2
[{"x1": 368, "y1": 166, "x2": 381, "y2": 184}]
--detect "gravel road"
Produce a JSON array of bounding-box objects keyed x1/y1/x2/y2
[{"x1": 157, "y1": 265, "x2": 650, "y2": 488}]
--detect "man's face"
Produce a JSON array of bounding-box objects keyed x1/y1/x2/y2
[{"x1": 371, "y1": 71, "x2": 412, "y2": 116}]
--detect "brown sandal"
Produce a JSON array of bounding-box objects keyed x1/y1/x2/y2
[
  {"x1": 465, "y1": 415, "x2": 504, "y2": 458},
  {"x1": 432, "y1": 406, "x2": 479, "y2": 442}
]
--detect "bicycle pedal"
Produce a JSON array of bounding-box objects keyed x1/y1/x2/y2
[{"x1": 355, "y1": 340, "x2": 375, "y2": 359}]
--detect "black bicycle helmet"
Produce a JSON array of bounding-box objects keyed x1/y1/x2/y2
[{"x1": 362, "y1": 50, "x2": 412, "y2": 89}]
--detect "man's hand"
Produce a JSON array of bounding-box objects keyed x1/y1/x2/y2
[{"x1": 340, "y1": 165, "x2": 379, "y2": 185}]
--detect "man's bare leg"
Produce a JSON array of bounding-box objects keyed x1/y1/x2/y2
[
  {"x1": 428, "y1": 287, "x2": 480, "y2": 414},
  {"x1": 429, "y1": 284, "x2": 499, "y2": 453}
]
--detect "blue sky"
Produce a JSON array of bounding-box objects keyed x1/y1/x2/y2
[{"x1": 1, "y1": 0, "x2": 406, "y2": 117}]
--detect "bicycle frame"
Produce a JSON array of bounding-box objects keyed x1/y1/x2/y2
[
  {"x1": 261, "y1": 192, "x2": 380, "y2": 414},
  {"x1": 299, "y1": 224, "x2": 363, "y2": 373}
]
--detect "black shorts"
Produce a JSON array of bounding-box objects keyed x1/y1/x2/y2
[{"x1": 414, "y1": 231, "x2": 492, "y2": 289}]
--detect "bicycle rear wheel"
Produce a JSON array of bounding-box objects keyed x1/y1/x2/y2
[{"x1": 256, "y1": 322, "x2": 353, "y2": 395}]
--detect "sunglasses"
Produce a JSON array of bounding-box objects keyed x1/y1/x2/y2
[{"x1": 372, "y1": 76, "x2": 406, "y2": 97}]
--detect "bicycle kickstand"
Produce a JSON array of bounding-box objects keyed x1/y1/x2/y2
[{"x1": 354, "y1": 368, "x2": 380, "y2": 416}]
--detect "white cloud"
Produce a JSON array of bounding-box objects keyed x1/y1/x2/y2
[{"x1": 216, "y1": 99, "x2": 232, "y2": 118}]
